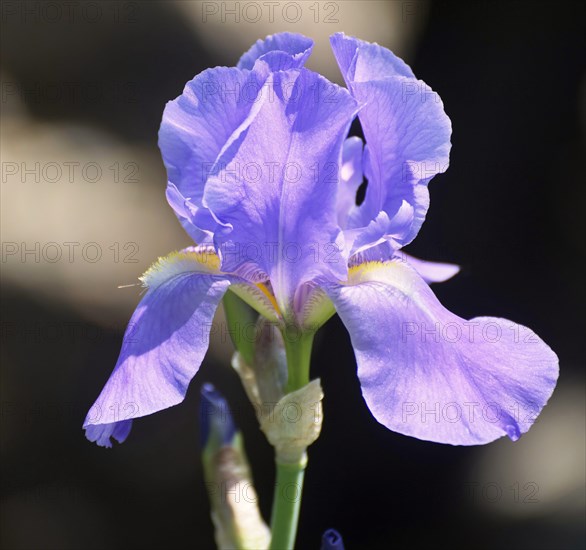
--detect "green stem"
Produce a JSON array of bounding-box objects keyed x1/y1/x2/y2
[
  {"x1": 269, "y1": 456, "x2": 307, "y2": 550},
  {"x1": 282, "y1": 328, "x2": 314, "y2": 394},
  {"x1": 268, "y1": 327, "x2": 315, "y2": 549}
]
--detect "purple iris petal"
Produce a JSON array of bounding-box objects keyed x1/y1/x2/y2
[
  {"x1": 351, "y1": 243, "x2": 460, "y2": 284},
  {"x1": 203, "y1": 68, "x2": 359, "y2": 312},
  {"x1": 329, "y1": 33, "x2": 414, "y2": 82},
  {"x1": 84, "y1": 419, "x2": 132, "y2": 449},
  {"x1": 159, "y1": 67, "x2": 268, "y2": 242},
  {"x1": 165, "y1": 183, "x2": 215, "y2": 245},
  {"x1": 330, "y1": 33, "x2": 452, "y2": 255},
  {"x1": 336, "y1": 136, "x2": 364, "y2": 229},
  {"x1": 397, "y1": 252, "x2": 460, "y2": 283},
  {"x1": 83, "y1": 252, "x2": 232, "y2": 448},
  {"x1": 349, "y1": 240, "x2": 399, "y2": 265},
  {"x1": 324, "y1": 261, "x2": 558, "y2": 445},
  {"x1": 237, "y1": 32, "x2": 313, "y2": 71}
]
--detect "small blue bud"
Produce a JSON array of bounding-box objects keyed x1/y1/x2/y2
[
  {"x1": 200, "y1": 383, "x2": 236, "y2": 449},
  {"x1": 321, "y1": 528, "x2": 345, "y2": 550}
]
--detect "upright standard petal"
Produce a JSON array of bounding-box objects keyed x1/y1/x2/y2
[
  {"x1": 237, "y1": 32, "x2": 313, "y2": 71},
  {"x1": 330, "y1": 33, "x2": 452, "y2": 254},
  {"x1": 83, "y1": 248, "x2": 232, "y2": 447},
  {"x1": 336, "y1": 136, "x2": 364, "y2": 229},
  {"x1": 324, "y1": 261, "x2": 558, "y2": 445},
  {"x1": 203, "y1": 68, "x2": 359, "y2": 314},
  {"x1": 159, "y1": 67, "x2": 267, "y2": 241}
]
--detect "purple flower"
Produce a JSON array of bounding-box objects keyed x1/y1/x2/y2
[{"x1": 84, "y1": 33, "x2": 558, "y2": 448}]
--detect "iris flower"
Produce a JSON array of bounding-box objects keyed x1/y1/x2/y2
[{"x1": 84, "y1": 33, "x2": 558, "y2": 448}]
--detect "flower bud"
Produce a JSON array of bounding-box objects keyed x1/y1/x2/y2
[
  {"x1": 200, "y1": 384, "x2": 270, "y2": 550},
  {"x1": 321, "y1": 529, "x2": 345, "y2": 550},
  {"x1": 261, "y1": 378, "x2": 324, "y2": 465},
  {"x1": 232, "y1": 318, "x2": 287, "y2": 409}
]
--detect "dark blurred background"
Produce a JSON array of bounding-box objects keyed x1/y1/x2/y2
[{"x1": 1, "y1": 1, "x2": 585, "y2": 549}]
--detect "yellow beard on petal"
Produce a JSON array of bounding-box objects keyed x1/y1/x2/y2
[
  {"x1": 140, "y1": 249, "x2": 221, "y2": 290},
  {"x1": 346, "y1": 261, "x2": 390, "y2": 285},
  {"x1": 347, "y1": 261, "x2": 419, "y2": 295},
  {"x1": 255, "y1": 282, "x2": 282, "y2": 317},
  {"x1": 346, "y1": 259, "x2": 435, "y2": 319}
]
